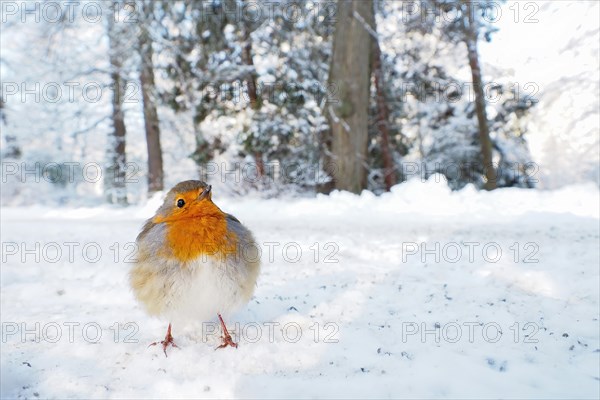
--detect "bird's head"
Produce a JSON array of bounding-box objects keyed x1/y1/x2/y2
[{"x1": 152, "y1": 180, "x2": 223, "y2": 223}]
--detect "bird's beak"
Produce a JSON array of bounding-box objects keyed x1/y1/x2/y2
[{"x1": 198, "y1": 185, "x2": 212, "y2": 201}]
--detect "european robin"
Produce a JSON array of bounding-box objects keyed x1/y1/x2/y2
[{"x1": 130, "y1": 180, "x2": 260, "y2": 356}]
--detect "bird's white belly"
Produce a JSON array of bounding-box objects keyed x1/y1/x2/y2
[{"x1": 162, "y1": 256, "x2": 249, "y2": 325}]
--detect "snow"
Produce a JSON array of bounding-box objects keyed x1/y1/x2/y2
[
  {"x1": 1, "y1": 177, "x2": 599, "y2": 399},
  {"x1": 480, "y1": 1, "x2": 600, "y2": 188}
]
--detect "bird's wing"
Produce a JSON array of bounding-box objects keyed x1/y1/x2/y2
[
  {"x1": 226, "y1": 213, "x2": 241, "y2": 224},
  {"x1": 136, "y1": 218, "x2": 156, "y2": 242}
]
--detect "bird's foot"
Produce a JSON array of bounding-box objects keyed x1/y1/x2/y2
[
  {"x1": 149, "y1": 323, "x2": 179, "y2": 357},
  {"x1": 215, "y1": 313, "x2": 238, "y2": 350},
  {"x1": 216, "y1": 332, "x2": 238, "y2": 349}
]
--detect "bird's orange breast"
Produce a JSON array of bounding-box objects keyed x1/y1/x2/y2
[{"x1": 153, "y1": 205, "x2": 238, "y2": 263}]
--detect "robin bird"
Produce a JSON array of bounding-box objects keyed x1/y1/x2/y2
[{"x1": 130, "y1": 180, "x2": 260, "y2": 356}]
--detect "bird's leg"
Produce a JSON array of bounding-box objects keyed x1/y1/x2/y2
[
  {"x1": 216, "y1": 313, "x2": 238, "y2": 349},
  {"x1": 148, "y1": 323, "x2": 179, "y2": 357}
]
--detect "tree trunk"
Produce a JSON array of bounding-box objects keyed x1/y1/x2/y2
[
  {"x1": 370, "y1": 20, "x2": 396, "y2": 191},
  {"x1": 326, "y1": 0, "x2": 373, "y2": 193},
  {"x1": 105, "y1": 4, "x2": 128, "y2": 205},
  {"x1": 0, "y1": 97, "x2": 6, "y2": 125},
  {"x1": 139, "y1": 0, "x2": 164, "y2": 194},
  {"x1": 241, "y1": 0, "x2": 264, "y2": 177},
  {"x1": 464, "y1": 3, "x2": 496, "y2": 190}
]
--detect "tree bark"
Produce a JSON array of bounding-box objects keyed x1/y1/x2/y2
[
  {"x1": 139, "y1": 0, "x2": 164, "y2": 194},
  {"x1": 326, "y1": 0, "x2": 373, "y2": 193},
  {"x1": 0, "y1": 97, "x2": 6, "y2": 125},
  {"x1": 106, "y1": 4, "x2": 128, "y2": 205},
  {"x1": 464, "y1": 2, "x2": 497, "y2": 190},
  {"x1": 241, "y1": 0, "x2": 264, "y2": 177},
  {"x1": 370, "y1": 22, "x2": 396, "y2": 191}
]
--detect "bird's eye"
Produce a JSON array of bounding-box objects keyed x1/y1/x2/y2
[{"x1": 177, "y1": 199, "x2": 185, "y2": 208}]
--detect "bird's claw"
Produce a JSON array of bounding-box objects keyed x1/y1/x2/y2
[
  {"x1": 215, "y1": 333, "x2": 238, "y2": 350},
  {"x1": 149, "y1": 323, "x2": 178, "y2": 357}
]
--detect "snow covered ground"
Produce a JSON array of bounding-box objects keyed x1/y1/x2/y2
[{"x1": 1, "y1": 177, "x2": 599, "y2": 399}]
